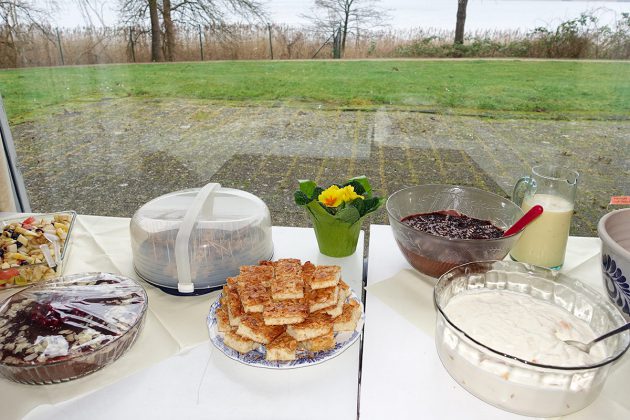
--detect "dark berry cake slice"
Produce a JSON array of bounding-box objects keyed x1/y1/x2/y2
[{"x1": 0, "y1": 272, "x2": 147, "y2": 384}]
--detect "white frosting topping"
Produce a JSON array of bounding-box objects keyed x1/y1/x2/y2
[
  {"x1": 36, "y1": 335, "x2": 69, "y2": 358},
  {"x1": 444, "y1": 290, "x2": 607, "y2": 366}
]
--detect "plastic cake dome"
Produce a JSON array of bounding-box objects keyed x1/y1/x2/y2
[{"x1": 130, "y1": 183, "x2": 273, "y2": 294}]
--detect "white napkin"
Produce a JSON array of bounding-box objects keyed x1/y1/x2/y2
[{"x1": 365, "y1": 268, "x2": 437, "y2": 336}]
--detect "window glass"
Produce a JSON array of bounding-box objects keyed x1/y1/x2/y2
[{"x1": 0, "y1": 0, "x2": 628, "y2": 237}]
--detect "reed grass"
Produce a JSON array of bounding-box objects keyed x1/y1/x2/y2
[{"x1": 0, "y1": 10, "x2": 629, "y2": 68}]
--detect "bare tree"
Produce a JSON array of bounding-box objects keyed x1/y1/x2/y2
[
  {"x1": 75, "y1": 0, "x2": 108, "y2": 27},
  {"x1": 119, "y1": 0, "x2": 266, "y2": 62},
  {"x1": 0, "y1": 0, "x2": 55, "y2": 67},
  {"x1": 303, "y1": 0, "x2": 389, "y2": 57},
  {"x1": 454, "y1": 0, "x2": 468, "y2": 45},
  {"x1": 148, "y1": 0, "x2": 162, "y2": 61},
  {"x1": 162, "y1": 0, "x2": 174, "y2": 60},
  {"x1": 70, "y1": 1, "x2": 121, "y2": 64}
]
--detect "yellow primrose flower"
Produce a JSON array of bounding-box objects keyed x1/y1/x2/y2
[
  {"x1": 339, "y1": 185, "x2": 364, "y2": 202},
  {"x1": 318, "y1": 185, "x2": 344, "y2": 207}
]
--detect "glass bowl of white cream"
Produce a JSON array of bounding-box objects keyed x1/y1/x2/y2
[{"x1": 434, "y1": 260, "x2": 630, "y2": 417}]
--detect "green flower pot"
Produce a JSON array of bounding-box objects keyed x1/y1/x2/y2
[{"x1": 307, "y1": 207, "x2": 363, "y2": 258}]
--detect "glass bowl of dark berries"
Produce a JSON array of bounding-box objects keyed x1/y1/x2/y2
[
  {"x1": 386, "y1": 185, "x2": 524, "y2": 277},
  {"x1": 0, "y1": 272, "x2": 147, "y2": 384}
]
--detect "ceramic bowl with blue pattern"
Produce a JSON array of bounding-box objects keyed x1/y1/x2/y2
[{"x1": 598, "y1": 208, "x2": 630, "y2": 321}]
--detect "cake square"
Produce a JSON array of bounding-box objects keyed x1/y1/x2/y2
[
  {"x1": 236, "y1": 313, "x2": 285, "y2": 344},
  {"x1": 225, "y1": 283, "x2": 244, "y2": 327},
  {"x1": 286, "y1": 312, "x2": 333, "y2": 341},
  {"x1": 240, "y1": 265, "x2": 274, "y2": 287},
  {"x1": 263, "y1": 299, "x2": 308, "y2": 325},
  {"x1": 271, "y1": 273, "x2": 304, "y2": 300},
  {"x1": 274, "y1": 258, "x2": 302, "y2": 276},
  {"x1": 223, "y1": 329, "x2": 259, "y2": 354},
  {"x1": 216, "y1": 261, "x2": 361, "y2": 362},
  {"x1": 333, "y1": 299, "x2": 362, "y2": 332},
  {"x1": 311, "y1": 265, "x2": 341, "y2": 289},
  {"x1": 276, "y1": 258, "x2": 302, "y2": 266},
  {"x1": 301, "y1": 261, "x2": 316, "y2": 283},
  {"x1": 237, "y1": 276, "x2": 270, "y2": 313},
  {"x1": 220, "y1": 287, "x2": 229, "y2": 307},
  {"x1": 216, "y1": 305, "x2": 231, "y2": 333},
  {"x1": 307, "y1": 285, "x2": 339, "y2": 313},
  {"x1": 338, "y1": 278, "x2": 351, "y2": 298},
  {"x1": 324, "y1": 280, "x2": 350, "y2": 318},
  {"x1": 265, "y1": 332, "x2": 298, "y2": 361},
  {"x1": 299, "y1": 330, "x2": 335, "y2": 352}
]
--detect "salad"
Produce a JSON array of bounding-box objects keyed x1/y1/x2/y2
[{"x1": 0, "y1": 213, "x2": 74, "y2": 288}]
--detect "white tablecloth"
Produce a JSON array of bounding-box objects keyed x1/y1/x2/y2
[
  {"x1": 3, "y1": 217, "x2": 624, "y2": 420},
  {"x1": 360, "y1": 224, "x2": 630, "y2": 420},
  {"x1": 0, "y1": 215, "x2": 365, "y2": 420}
]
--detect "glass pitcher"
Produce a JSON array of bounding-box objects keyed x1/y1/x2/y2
[{"x1": 510, "y1": 164, "x2": 579, "y2": 269}]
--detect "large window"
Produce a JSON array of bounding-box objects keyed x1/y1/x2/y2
[{"x1": 0, "y1": 1, "x2": 628, "y2": 236}]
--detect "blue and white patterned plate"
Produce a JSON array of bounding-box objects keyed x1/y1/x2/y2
[{"x1": 207, "y1": 290, "x2": 364, "y2": 369}]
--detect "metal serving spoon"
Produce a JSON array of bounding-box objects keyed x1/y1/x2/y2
[
  {"x1": 43, "y1": 232, "x2": 62, "y2": 266},
  {"x1": 564, "y1": 322, "x2": 630, "y2": 352}
]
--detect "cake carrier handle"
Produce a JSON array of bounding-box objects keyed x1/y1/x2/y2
[{"x1": 175, "y1": 182, "x2": 221, "y2": 293}]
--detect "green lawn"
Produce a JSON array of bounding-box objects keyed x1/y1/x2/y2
[{"x1": 0, "y1": 60, "x2": 629, "y2": 124}]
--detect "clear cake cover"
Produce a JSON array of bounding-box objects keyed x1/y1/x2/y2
[{"x1": 130, "y1": 183, "x2": 273, "y2": 293}]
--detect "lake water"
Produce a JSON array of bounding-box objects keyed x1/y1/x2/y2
[
  {"x1": 268, "y1": 0, "x2": 629, "y2": 31},
  {"x1": 53, "y1": 1, "x2": 629, "y2": 31}
]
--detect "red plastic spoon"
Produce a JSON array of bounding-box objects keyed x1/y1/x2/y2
[{"x1": 503, "y1": 205, "x2": 544, "y2": 237}]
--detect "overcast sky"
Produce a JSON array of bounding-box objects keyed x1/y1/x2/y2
[{"x1": 48, "y1": 1, "x2": 629, "y2": 31}]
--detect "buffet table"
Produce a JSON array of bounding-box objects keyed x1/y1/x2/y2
[
  {"x1": 1, "y1": 217, "x2": 627, "y2": 419},
  {"x1": 0, "y1": 215, "x2": 364, "y2": 420},
  {"x1": 360, "y1": 224, "x2": 630, "y2": 420}
]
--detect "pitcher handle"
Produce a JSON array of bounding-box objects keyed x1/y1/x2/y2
[{"x1": 512, "y1": 176, "x2": 535, "y2": 207}]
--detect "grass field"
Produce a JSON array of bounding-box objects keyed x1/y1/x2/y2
[{"x1": 0, "y1": 60, "x2": 629, "y2": 124}]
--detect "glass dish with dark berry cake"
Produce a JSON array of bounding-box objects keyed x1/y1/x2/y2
[
  {"x1": 386, "y1": 185, "x2": 524, "y2": 277},
  {"x1": 0, "y1": 272, "x2": 147, "y2": 384}
]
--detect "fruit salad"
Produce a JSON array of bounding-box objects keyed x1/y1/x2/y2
[{"x1": 0, "y1": 212, "x2": 75, "y2": 288}]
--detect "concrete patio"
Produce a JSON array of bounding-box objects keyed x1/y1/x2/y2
[{"x1": 13, "y1": 97, "x2": 629, "y2": 236}]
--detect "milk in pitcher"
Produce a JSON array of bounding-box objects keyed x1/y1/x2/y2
[{"x1": 510, "y1": 194, "x2": 574, "y2": 269}]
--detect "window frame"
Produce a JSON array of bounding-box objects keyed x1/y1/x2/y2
[{"x1": 0, "y1": 95, "x2": 31, "y2": 213}]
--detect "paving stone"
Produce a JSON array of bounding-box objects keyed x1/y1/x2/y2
[{"x1": 11, "y1": 98, "x2": 629, "y2": 238}]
